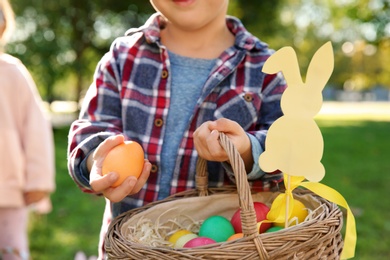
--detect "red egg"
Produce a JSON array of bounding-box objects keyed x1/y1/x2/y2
[
  {"x1": 230, "y1": 202, "x2": 272, "y2": 234},
  {"x1": 183, "y1": 237, "x2": 216, "y2": 248}
]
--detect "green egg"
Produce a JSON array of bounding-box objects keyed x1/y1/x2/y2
[
  {"x1": 265, "y1": 226, "x2": 284, "y2": 233},
  {"x1": 199, "y1": 215, "x2": 235, "y2": 242}
]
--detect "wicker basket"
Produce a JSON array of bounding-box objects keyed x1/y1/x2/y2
[{"x1": 105, "y1": 133, "x2": 344, "y2": 259}]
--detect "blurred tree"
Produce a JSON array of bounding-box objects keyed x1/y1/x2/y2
[
  {"x1": 7, "y1": 0, "x2": 153, "y2": 103},
  {"x1": 7, "y1": 0, "x2": 288, "y2": 103},
  {"x1": 6, "y1": 0, "x2": 390, "y2": 103},
  {"x1": 336, "y1": 0, "x2": 390, "y2": 90},
  {"x1": 274, "y1": 0, "x2": 390, "y2": 91},
  {"x1": 228, "y1": 0, "x2": 285, "y2": 43}
]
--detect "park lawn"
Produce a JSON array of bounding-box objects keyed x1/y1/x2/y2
[
  {"x1": 28, "y1": 119, "x2": 390, "y2": 259},
  {"x1": 28, "y1": 126, "x2": 105, "y2": 260},
  {"x1": 316, "y1": 119, "x2": 390, "y2": 260}
]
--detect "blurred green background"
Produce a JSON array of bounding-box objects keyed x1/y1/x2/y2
[
  {"x1": 7, "y1": 0, "x2": 390, "y2": 103},
  {"x1": 5, "y1": 0, "x2": 389, "y2": 259}
]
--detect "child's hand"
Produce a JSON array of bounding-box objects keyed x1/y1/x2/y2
[
  {"x1": 193, "y1": 118, "x2": 253, "y2": 171},
  {"x1": 24, "y1": 191, "x2": 49, "y2": 205},
  {"x1": 89, "y1": 135, "x2": 151, "y2": 203}
]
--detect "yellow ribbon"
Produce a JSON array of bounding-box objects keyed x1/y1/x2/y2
[
  {"x1": 266, "y1": 175, "x2": 305, "y2": 225},
  {"x1": 266, "y1": 174, "x2": 356, "y2": 259}
]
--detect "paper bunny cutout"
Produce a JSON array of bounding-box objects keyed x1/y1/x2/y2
[{"x1": 259, "y1": 42, "x2": 334, "y2": 182}]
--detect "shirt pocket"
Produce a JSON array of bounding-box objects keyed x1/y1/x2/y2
[{"x1": 215, "y1": 89, "x2": 261, "y2": 129}]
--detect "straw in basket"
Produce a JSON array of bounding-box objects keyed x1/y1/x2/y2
[{"x1": 105, "y1": 132, "x2": 344, "y2": 259}]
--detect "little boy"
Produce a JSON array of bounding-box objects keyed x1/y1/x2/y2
[{"x1": 68, "y1": 0, "x2": 286, "y2": 258}]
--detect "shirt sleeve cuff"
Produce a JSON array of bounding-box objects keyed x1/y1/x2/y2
[
  {"x1": 222, "y1": 133, "x2": 265, "y2": 181},
  {"x1": 79, "y1": 150, "x2": 94, "y2": 185},
  {"x1": 246, "y1": 133, "x2": 265, "y2": 180}
]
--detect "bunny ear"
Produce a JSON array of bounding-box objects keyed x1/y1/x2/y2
[
  {"x1": 263, "y1": 46, "x2": 303, "y2": 86},
  {"x1": 305, "y1": 41, "x2": 334, "y2": 90}
]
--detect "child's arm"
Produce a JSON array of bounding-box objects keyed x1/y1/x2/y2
[
  {"x1": 86, "y1": 135, "x2": 152, "y2": 202},
  {"x1": 193, "y1": 118, "x2": 253, "y2": 173}
]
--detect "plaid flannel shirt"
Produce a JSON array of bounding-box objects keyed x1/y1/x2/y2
[{"x1": 67, "y1": 13, "x2": 286, "y2": 216}]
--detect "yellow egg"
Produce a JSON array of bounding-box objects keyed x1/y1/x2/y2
[
  {"x1": 274, "y1": 199, "x2": 308, "y2": 227},
  {"x1": 168, "y1": 230, "x2": 192, "y2": 246},
  {"x1": 174, "y1": 233, "x2": 198, "y2": 248}
]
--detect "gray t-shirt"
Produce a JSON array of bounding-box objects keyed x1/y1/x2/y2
[{"x1": 158, "y1": 51, "x2": 216, "y2": 199}]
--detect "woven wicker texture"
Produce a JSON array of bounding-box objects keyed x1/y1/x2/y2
[{"x1": 105, "y1": 133, "x2": 344, "y2": 259}]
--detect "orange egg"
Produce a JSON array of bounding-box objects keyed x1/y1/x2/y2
[
  {"x1": 227, "y1": 233, "x2": 244, "y2": 241},
  {"x1": 102, "y1": 141, "x2": 144, "y2": 187}
]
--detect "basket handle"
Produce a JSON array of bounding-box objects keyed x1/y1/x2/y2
[{"x1": 196, "y1": 132, "x2": 269, "y2": 258}]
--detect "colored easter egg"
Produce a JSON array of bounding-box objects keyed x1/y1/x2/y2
[
  {"x1": 168, "y1": 230, "x2": 192, "y2": 245},
  {"x1": 265, "y1": 226, "x2": 284, "y2": 233},
  {"x1": 199, "y1": 215, "x2": 235, "y2": 242},
  {"x1": 102, "y1": 141, "x2": 144, "y2": 187},
  {"x1": 174, "y1": 233, "x2": 198, "y2": 248},
  {"x1": 227, "y1": 233, "x2": 244, "y2": 241},
  {"x1": 274, "y1": 199, "x2": 308, "y2": 227},
  {"x1": 231, "y1": 202, "x2": 272, "y2": 234},
  {"x1": 183, "y1": 237, "x2": 216, "y2": 248}
]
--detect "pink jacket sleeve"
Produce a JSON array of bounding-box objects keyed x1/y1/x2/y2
[
  {"x1": 0, "y1": 54, "x2": 55, "y2": 204},
  {"x1": 19, "y1": 62, "x2": 56, "y2": 193}
]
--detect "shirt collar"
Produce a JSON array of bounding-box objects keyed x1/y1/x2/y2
[
  {"x1": 125, "y1": 13, "x2": 166, "y2": 44},
  {"x1": 226, "y1": 15, "x2": 268, "y2": 51},
  {"x1": 125, "y1": 13, "x2": 267, "y2": 51}
]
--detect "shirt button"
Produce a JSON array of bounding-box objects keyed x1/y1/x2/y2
[
  {"x1": 161, "y1": 69, "x2": 169, "y2": 79},
  {"x1": 244, "y1": 93, "x2": 253, "y2": 102},
  {"x1": 151, "y1": 164, "x2": 158, "y2": 173},
  {"x1": 154, "y1": 118, "x2": 163, "y2": 127}
]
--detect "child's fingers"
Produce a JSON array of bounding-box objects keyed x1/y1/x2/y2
[
  {"x1": 210, "y1": 118, "x2": 241, "y2": 134},
  {"x1": 131, "y1": 160, "x2": 152, "y2": 194},
  {"x1": 193, "y1": 122, "x2": 210, "y2": 158},
  {"x1": 206, "y1": 130, "x2": 227, "y2": 161},
  {"x1": 210, "y1": 118, "x2": 232, "y2": 132},
  {"x1": 104, "y1": 176, "x2": 138, "y2": 203},
  {"x1": 194, "y1": 121, "x2": 228, "y2": 161},
  {"x1": 93, "y1": 135, "x2": 125, "y2": 167},
  {"x1": 90, "y1": 171, "x2": 118, "y2": 192}
]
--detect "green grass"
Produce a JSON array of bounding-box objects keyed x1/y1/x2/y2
[
  {"x1": 28, "y1": 127, "x2": 105, "y2": 260},
  {"x1": 28, "y1": 119, "x2": 390, "y2": 259},
  {"x1": 317, "y1": 119, "x2": 390, "y2": 260}
]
